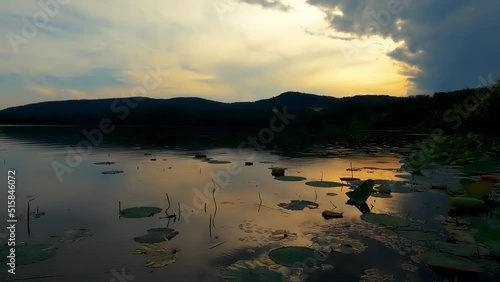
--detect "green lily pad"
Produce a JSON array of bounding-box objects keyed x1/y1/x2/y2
[
  {"x1": 396, "y1": 230, "x2": 439, "y2": 241},
  {"x1": 207, "y1": 160, "x2": 231, "y2": 164},
  {"x1": 274, "y1": 176, "x2": 307, "y2": 182},
  {"x1": 50, "y1": 229, "x2": 93, "y2": 242},
  {"x1": 346, "y1": 179, "x2": 374, "y2": 204},
  {"x1": 101, "y1": 170, "x2": 124, "y2": 175},
  {"x1": 491, "y1": 207, "x2": 500, "y2": 218},
  {"x1": 312, "y1": 236, "x2": 366, "y2": 254},
  {"x1": 464, "y1": 160, "x2": 497, "y2": 175},
  {"x1": 120, "y1": 206, "x2": 162, "y2": 218},
  {"x1": 430, "y1": 241, "x2": 490, "y2": 257},
  {"x1": 134, "y1": 228, "x2": 179, "y2": 243},
  {"x1": 423, "y1": 251, "x2": 482, "y2": 273},
  {"x1": 0, "y1": 242, "x2": 58, "y2": 265},
  {"x1": 133, "y1": 244, "x2": 177, "y2": 268},
  {"x1": 340, "y1": 177, "x2": 361, "y2": 182},
  {"x1": 268, "y1": 246, "x2": 327, "y2": 267},
  {"x1": 278, "y1": 200, "x2": 318, "y2": 211},
  {"x1": 223, "y1": 260, "x2": 290, "y2": 282},
  {"x1": 360, "y1": 213, "x2": 411, "y2": 227},
  {"x1": 94, "y1": 161, "x2": 115, "y2": 165},
  {"x1": 448, "y1": 197, "x2": 485, "y2": 209},
  {"x1": 474, "y1": 225, "x2": 500, "y2": 257},
  {"x1": 321, "y1": 210, "x2": 344, "y2": 219},
  {"x1": 305, "y1": 181, "x2": 344, "y2": 188}
]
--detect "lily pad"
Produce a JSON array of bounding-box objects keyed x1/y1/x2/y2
[
  {"x1": 430, "y1": 241, "x2": 490, "y2": 257},
  {"x1": 269, "y1": 230, "x2": 298, "y2": 242},
  {"x1": 120, "y1": 206, "x2": 162, "y2": 218},
  {"x1": 321, "y1": 210, "x2": 344, "y2": 219},
  {"x1": 305, "y1": 181, "x2": 344, "y2": 188},
  {"x1": 0, "y1": 242, "x2": 58, "y2": 265},
  {"x1": 133, "y1": 243, "x2": 177, "y2": 268},
  {"x1": 134, "y1": 228, "x2": 179, "y2": 243},
  {"x1": 464, "y1": 160, "x2": 497, "y2": 175},
  {"x1": 312, "y1": 236, "x2": 366, "y2": 254},
  {"x1": 448, "y1": 197, "x2": 485, "y2": 209},
  {"x1": 346, "y1": 179, "x2": 374, "y2": 204},
  {"x1": 474, "y1": 225, "x2": 500, "y2": 257},
  {"x1": 463, "y1": 181, "x2": 495, "y2": 199},
  {"x1": 274, "y1": 176, "x2": 307, "y2": 182},
  {"x1": 423, "y1": 251, "x2": 482, "y2": 273},
  {"x1": 360, "y1": 213, "x2": 411, "y2": 227},
  {"x1": 278, "y1": 200, "x2": 318, "y2": 211},
  {"x1": 94, "y1": 161, "x2": 115, "y2": 165},
  {"x1": 101, "y1": 170, "x2": 124, "y2": 175},
  {"x1": 396, "y1": 230, "x2": 439, "y2": 241},
  {"x1": 207, "y1": 160, "x2": 232, "y2": 164},
  {"x1": 268, "y1": 246, "x2": 327, "y2": 267},
  {"x1": 223, "y1": 260, "x2": 290, "y2": 282},
  {"x1": 340, "y1": 177, "x2": 360, "y2": 182},
  {"x1": 50, "y1": 229, "x2": 93, "y2": 242}
]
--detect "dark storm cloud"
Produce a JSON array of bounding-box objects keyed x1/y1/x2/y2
[
  {"x1": 237, "y1": 0, "x2": 291, "y2": 11},
  {"x1": 307, "y1": 0, "x2": 500, "y2": 93}
]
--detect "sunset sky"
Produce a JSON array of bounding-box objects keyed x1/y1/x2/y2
[{"x1": 0, "y1": 0, "x2": 498, "y2": 109}]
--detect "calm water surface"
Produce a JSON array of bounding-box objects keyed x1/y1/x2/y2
[{"x1": 0, "y1": 126, "x2": 493, "y2": 281}]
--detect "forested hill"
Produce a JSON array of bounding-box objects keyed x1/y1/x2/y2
[{"x1": 0, "y1": 84, "x2": 499, "y2": 135}]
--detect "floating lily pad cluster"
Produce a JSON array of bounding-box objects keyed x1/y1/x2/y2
[
  {"x1": 278, "y1": 200, "x2": 318, "y2": 211},
  {"x1": 223, "y1": 260, "x2": 290, "y2": 282},
  {"x1": 0, "y1": 242, "x2": 58, "y2": 265},
  {"x1": 133, "y1": 244, "x2": 178, "y2": 268},
  {"x1": 268, "y1": 246, "x2": 327, "y2": 267},
  {"x1": 312, "y1": 236, "x2": 366, "y2": 254}
]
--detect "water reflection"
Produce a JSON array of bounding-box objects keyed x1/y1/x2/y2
[{"x1": 0, "y1": 126, "x2": 477, "y2": 281}]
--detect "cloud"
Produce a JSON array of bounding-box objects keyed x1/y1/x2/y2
[
  {"x1": 236, "y1": 0, "x2": 292, "y2": 11},
  {"x1": 0, "y1": 0, "x2": 410, "y2": 109},
  {"x1": 307, "y1": 0, "x2": 500, "y2": 94},
  {"x1": 26, "y1": 85, "x2": 57, "y2": 97}
]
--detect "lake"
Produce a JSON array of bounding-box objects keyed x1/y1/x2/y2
[{"x1": 0, "y1": 126, "x2": 499, "y2": 282}]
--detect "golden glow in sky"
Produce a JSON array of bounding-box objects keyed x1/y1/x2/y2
[{"x1": 0, "y1": 0, "x2": 409, "y2": 109}]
